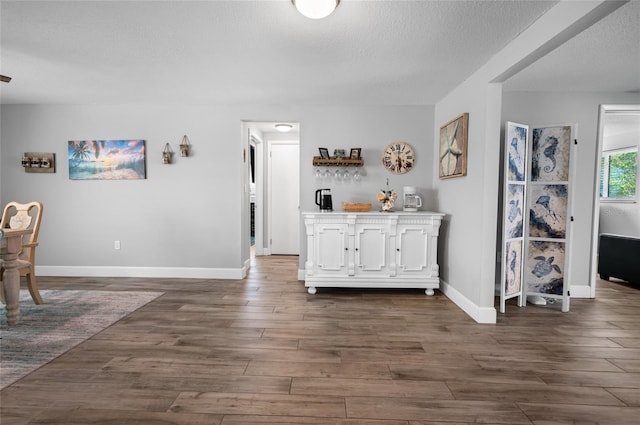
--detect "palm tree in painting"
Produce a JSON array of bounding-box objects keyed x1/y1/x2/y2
[
  {"x1": 92, "y1": 140, "x2": 106, "y2": 160},
  {"x1": 71, "y1": 141, "x2": 91, "y2": 161}
]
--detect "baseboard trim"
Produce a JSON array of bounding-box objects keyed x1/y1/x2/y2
[
  {"x1": 440, "y1": 279, "x2": 497, "y2": 324},
  {"x1": 242, "y1": 258, "x2": 251, "y2": 279},
  {"x1": 570, "y1": 284, "x2": 593, "y2": 299},
  {"x1": 36, "y1": 266, "x2": 245, "y2": 280}
]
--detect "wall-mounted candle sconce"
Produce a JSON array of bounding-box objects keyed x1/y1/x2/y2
[
  {"x1": 179, "y1": 135, "x2": 191, "y2": 157},
  {"x1": 22, "y1": 152, "x2": 56, "y2": 173},
  {"x1": 162, "y1": 143, "x2": 173, "y2": 164}
]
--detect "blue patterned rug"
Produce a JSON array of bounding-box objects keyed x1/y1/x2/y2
[{"x1": 0, "y1": 289, "x2": 163, "y2": 389}]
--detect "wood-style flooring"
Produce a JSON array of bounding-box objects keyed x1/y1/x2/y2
[{"x1": 1, "y1": 255, "x2": 639, "y2": 424}]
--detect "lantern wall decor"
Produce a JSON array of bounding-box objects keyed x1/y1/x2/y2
[
  {"x1": 179, "y1": 135, "x2": 191, "y2": 157},
  {"x1": 22, "y1": 152, "x2": 56, "y2": 173},
  {"x1": 162, "y1": 143, "x2": 173, "y2": 164}
]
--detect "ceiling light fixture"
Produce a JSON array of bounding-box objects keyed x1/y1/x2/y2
[
  {"x1": 292, "y1": 0, "x2": 340, "y2": 20},
  {"x1": 275, "y1": 123, "x2": 293, "y2": 133}
]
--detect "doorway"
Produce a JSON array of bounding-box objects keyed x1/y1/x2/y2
[
  {"x1": 590, "y1": 104, "x2": 640, "y2": 296},
  {"x1": 244, "y1": 122, "x2": 300, "y2": 259}
]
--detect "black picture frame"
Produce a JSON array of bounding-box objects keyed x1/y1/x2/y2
[
  {"x1": 318, "y1": 147, "x2": 330, "y2": 159},
  {"x1": 350, "y1": 148, "x2": 361, "y2": 160}
]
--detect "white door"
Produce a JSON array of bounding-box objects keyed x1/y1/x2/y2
[{"x1": 269, "y1": 142, "x2": 300, "y2": 255}]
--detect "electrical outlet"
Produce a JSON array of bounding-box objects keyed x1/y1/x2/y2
[{"x1": 114, "y1": 240, "x2": 121, "y2": 250}]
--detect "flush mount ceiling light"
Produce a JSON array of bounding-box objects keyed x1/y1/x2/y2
[
  {"x1": 292, "y1": 0, "x2": 340, "y2": 20},
  {"x1": 275, "y1": 123, "x2": 293, "y2": 133}
]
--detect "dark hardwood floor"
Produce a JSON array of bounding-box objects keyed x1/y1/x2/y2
[{"x1": 1, "y1": 255, "x2": 639, "y2": 424}]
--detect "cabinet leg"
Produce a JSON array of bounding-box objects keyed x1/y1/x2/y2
[
  {"x1": 307, "y1": 286, "x2": 317, "y2": 295},
  {"x1": 425, "y1": 288, "x2": 435, "y2": 296}
]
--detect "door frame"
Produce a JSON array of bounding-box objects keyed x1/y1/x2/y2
[
  {"x1": 250, "y1": 135, "x2": 265, "y2": 256},
  {"x1": 589, "y1": 104, "x2": 640, "y2": 297}
]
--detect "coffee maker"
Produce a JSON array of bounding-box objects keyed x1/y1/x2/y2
[
  {"x1": 403, "y1": 186, "x2": 422, "y2": 212},
  {"x1": 315, "y1": 188, "x2": 333, "y2": 211}
]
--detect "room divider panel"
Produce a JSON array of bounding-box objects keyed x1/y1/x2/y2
[{"x1": 500, "y1": 122, "x2": 576, "y2": 313}]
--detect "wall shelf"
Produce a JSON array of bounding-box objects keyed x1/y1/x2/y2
[{"x1": 312, "y1": 156, "x2": 364, "y2": 167}]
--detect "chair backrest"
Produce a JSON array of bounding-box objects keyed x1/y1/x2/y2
[{"x1": 0, "y1": 201, "x2": 43, "y2": 262}]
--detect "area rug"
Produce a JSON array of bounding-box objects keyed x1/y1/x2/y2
[{"x1": 0, "y1": 289, "x2": 163, "y2": 389}]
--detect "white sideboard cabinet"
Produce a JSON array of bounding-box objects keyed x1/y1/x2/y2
[{"x1": 302, "y1": 211, "x2": 445, "y2": 295}]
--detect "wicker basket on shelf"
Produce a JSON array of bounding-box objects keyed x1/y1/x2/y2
[{"x1": 342, "y1": 202, "x2": 372, "y2": 212}]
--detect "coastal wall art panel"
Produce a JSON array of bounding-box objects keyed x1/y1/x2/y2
[
  {"x1": 506, "y1": 184, "x2": 524, "y2": 239},
  {"x1": 500, "y1": 121, "x2": 530, "y2": 312},
  {"x1": 531, "y1": 125, "x2": 571, "y2": 182},
  {"x1": 68, "y1": 140, "x2": 146, "y2": 180},
  {"x1": 504, "y1": 239, "x2": 523, "y2": 296},
  {"x1": 529, "y1": 184, "x2": 568, "y2": 238},
  {"x1": 527, "y1": 240, "x2": 565, "y2": 295},
  {"x1": 439, "y1": 112, "x2": 469, "y2": 179},
  {"x1": 507, "y1": 122, "x2": 527, "y2": 181}
]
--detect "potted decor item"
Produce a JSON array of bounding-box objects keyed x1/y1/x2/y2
[{"x1": 377, "y1": 178, "x2": 397, "y2": 211}]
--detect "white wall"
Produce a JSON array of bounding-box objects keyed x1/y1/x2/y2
[
  {"x1": 298, "y1": 106, "x2": 436, "y2": 271},
  {"x1": 0, "y1": 104, "x2": 433, "y2": 279},
  {"x1": 502, "y1": 92, "x2": 640, "y2": 294},
  {"x1": 434, "y1": 82, "x2": 503, "y2": 324},
  {"x1": 600, "y1": 202, "x2": 640, "y2": 237},
  {"x1": 2, "y1": 105, "x2": 246, "y2": 277},
  {"x1": 598, "y1": 202, "x2": 640, "y2": 238}
]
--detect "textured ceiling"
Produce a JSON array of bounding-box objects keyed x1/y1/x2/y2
[
  {"x1": 503, "y1": 0, "x2": 640, "y2": 93},
  {"x1": 0, "y1": 1, "x2": 637, "y2": 106}
]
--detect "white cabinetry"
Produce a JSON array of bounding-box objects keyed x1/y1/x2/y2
[
  {"x1": 303, "y1": 212, "x2": 445, "y2": 295},
  {"x1": 354, "y1": 221, "x2": 391, "y2": 277},
  {"x1": 313, "y1": 222, "x2": 349, "y2": 277}
]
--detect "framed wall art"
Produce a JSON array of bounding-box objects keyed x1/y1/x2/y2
[
  {"x1": 68, "y1": 140, "x2": 146, "y2": 180},
  {"x1": 439, "y1": 112, "x2": 469, "y2": 179}
]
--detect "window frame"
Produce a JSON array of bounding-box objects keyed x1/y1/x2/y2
[{"x1": 599, "y1": 145, "x2": 638, "y2": 203}]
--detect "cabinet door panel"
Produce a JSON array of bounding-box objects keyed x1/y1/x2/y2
[
  {"x1": 356, "y1": 225, "x2": 389, "y2": 272},
  {"x1": 398, "y1": 226, "x2": 429, "y2": 273},
  {"x1": 316, "y1": 225, "x2": 348, "y2": 273}
]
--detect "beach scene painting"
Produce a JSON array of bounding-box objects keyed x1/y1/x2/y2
[{"x1": 68, "y1": 140, "x2": 146, "y2": 180}]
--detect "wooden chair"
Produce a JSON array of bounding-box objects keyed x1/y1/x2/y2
[{"x1": 0, "y1": 201, "x2": 44, "y2": 304}]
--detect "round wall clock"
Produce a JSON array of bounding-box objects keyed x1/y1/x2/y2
[{"x1": 381, "y1": 141, "x2": 415, "y2": 174}]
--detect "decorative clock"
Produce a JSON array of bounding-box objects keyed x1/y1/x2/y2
[{"x1": 381, "y1": 141, "x2": 415, "y2": 174}]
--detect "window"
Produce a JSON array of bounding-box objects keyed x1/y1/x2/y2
[{"x1": 600, "y1": 146, "x2": 638, "y2": 201}]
